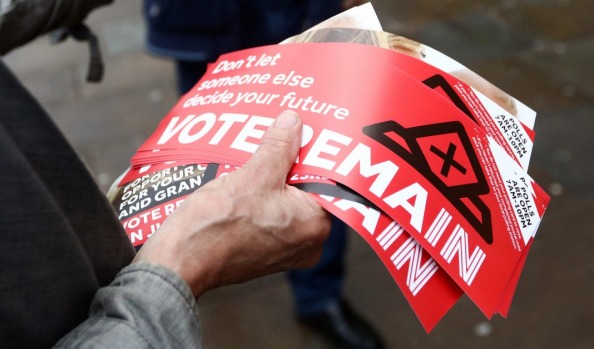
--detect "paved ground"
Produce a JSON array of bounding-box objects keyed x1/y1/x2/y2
[{"x1": 4, "y1": 1, "x2": 594, "y2": 348}]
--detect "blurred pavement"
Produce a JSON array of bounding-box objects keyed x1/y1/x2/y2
[{"x1": 4, "y1": 0, "x2": 594, "y2": 348}]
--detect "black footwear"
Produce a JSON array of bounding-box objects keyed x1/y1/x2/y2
[{"x1": 298, "y1": 300, "x2": 384, "y2": 349}]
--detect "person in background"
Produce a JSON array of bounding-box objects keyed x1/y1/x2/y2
[{"x1": 143, "y1": 1, "x2": 384, "y2": 348}]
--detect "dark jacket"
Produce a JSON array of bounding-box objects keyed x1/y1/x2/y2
[
  {"x1": 0, "y1": 58, "x2": 136, "y2": 348},
  {"x1": 143, "y1": 0, "x2": 343, "y2": 61}
]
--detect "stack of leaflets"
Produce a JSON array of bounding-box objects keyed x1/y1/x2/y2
[{"x1": 108, "y1": 3, "x2": 550, "y2": 332}]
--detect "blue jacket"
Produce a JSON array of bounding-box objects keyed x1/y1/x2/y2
[{"x1": 144, "y1": 0, "x2": 342, "y2": 61}]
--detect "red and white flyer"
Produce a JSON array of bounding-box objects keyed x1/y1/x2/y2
[
  {"x1": 125, "y1": 42, "x2": 549, "y2": 320},
  {"x1": 109, "y1": 4, "x2": 550, "y2": 332},
  {"x1": 281, "y1": 27, "x2": 544, "y2": 317}
]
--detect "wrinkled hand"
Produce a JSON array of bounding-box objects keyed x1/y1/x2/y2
[{"x1": 134, "y1": 110, "x2": 331, "y2": 298}]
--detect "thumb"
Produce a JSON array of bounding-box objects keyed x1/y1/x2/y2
[{"x1": 240, "y1": 110, "x2": 302, "y2": 187}]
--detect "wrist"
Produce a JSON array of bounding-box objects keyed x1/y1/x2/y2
[{"x1": 132, "y1": 191, "x2": 236, "y2": 298}]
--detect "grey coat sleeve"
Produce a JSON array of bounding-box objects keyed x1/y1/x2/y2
[{"x1": 54, "y1": 262, "x2": 202, "y2": 349}]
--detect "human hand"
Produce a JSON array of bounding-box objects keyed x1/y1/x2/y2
[{"x1": 133, "y1": 110, "x2": 331, "y2": 298}]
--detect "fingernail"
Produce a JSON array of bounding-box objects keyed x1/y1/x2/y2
[{"x1": 274, "y1": 110, "x2": 299, "y2": 129}]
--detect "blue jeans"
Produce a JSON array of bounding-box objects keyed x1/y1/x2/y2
[{"x1": 287, "y1": 216, "x2": 347, "y2": 316}]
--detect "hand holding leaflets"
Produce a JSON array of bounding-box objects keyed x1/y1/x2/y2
[{"x1": 108, "y1": 3, "x2": 549, "y2": 332}]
